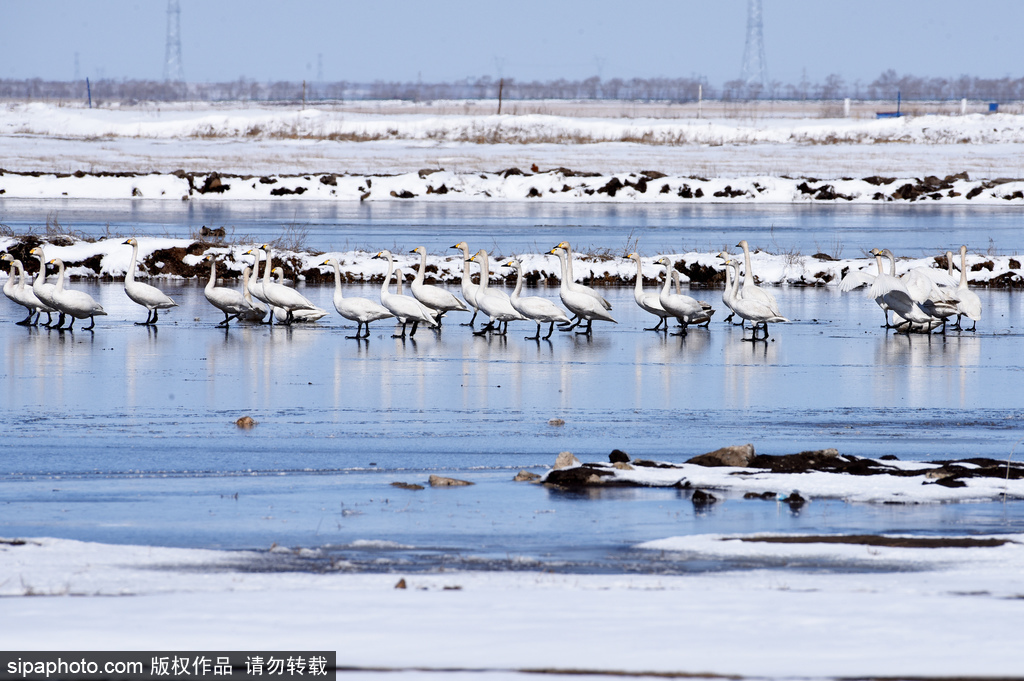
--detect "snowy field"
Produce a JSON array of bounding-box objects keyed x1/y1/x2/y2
[
  {"x1": 4, "y1": 100, "x2": 1024, "y2": 680},
  {"x1": 1, "y1": 100, "x2": 1023, "y2": 190},
  {"x1": 3, "y1": 533, "x2": 1024, "y2": 678}
]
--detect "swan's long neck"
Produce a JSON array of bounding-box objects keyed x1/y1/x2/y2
[
  {"x1": 661, "y1": 264, "x2": 673, "y2": 296},
  {"x1": 632, "y1": 257, "x2": 644, "y2": 295},
  {"x1": 250, "y1": 253, "x2": 261, "y2": 281},
  {"x1": 555, "y1": 251, "x2": 570, "y2": 292},
  {"x1": 242, "y1": 267, "x2": 254, "y2": 303},
  {"x1": 332, "y1": 260, "x2": 344, "y2": 298},
  {"x1": 262, "y1": 249, "x2": 273, "y2": 286},
  {"x1": 885, "y1": 251, "x2": 897, "y2": 276},
  {"x1": 511, "y1": 266, "x2": 523, "y2": 301},
  {"x1": 33, "y1": 253, "x2": 47, "y2": 286},
  {"x1": 741, "y1": 242, "x2": 755, "y2": 287},
  {"x1": 14, "y1": 261, "x2": 26, "y2": 291},
  {"x1": 206, "y1": 259, "x2": 217, "y2": 291},
  {"x1": 875, "y1": 255, "x2": 886, "y2": 276},
  {"x1": 126, "y1": 242, "x2": 138, "y2": 284},
  {"x1": 959, "y1": 247, "x2": 969, "y2": 287},
  {"x1": 723, "y1": 262, "x2": 733, "y2": 292},
  {"x1": 53, "y1": 260, "x2": 66, "y2": 293},
  {"x1": 477, "y1": 252, "x2": 490, "y2": 293},
  {"x1": 414, "y1": 250, "x2": 426, "y2": 284},
  {"x1": 380, "y1": 253, "x2": 394, "y2": 297},
  {"x1": 563, "y1": 245, "x2": 575, "y2": 283}
]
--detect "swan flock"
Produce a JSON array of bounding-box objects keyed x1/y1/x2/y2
[{"x1": 2, "y1": 239, "x2": 984, "y2": 339}]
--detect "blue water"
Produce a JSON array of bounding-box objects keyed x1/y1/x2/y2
[
  {"x1": 3, "y1": 198, "x2": 1024, "y2": 255},
  {"x1": 2, "y1": 202, "x2": 1024, "y2": 573}
]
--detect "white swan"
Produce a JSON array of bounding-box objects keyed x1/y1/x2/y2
[
  {"x1": 503, "y1": 257, "x2": 569, "y2": 340},
  {"x1": 47, "y1": 258, "x2": 107, "y2": 330},
  {"x1": 321, "y1": 256, "x2": 393, "y2": 338},
  {"x1": 3, "y1": 254, "x2": 52, "y2": 326},
  {"x1": 372, "y1": 250, "x2": 439, "y2": 338},
  {"x1": 627, "y1": 252, "x2": 672, "y2": 331},
  {"x1": 238, "y1": 266, "x2": 270, "y2": 322},
  {"x1": 878, "y1": 248, "x2": 957, "y2": 332},
  {"x1": 256, "y1": 244, "x2": 318, "y2": 325},
  {"x1": 867, "y1": 249, "x2": 939, "y2": 332},
  {"x1": 468, "y1": 250, "x2": 527, "y2": 335},
  {"x1": 724, "y1": 260, "x2": 788, "y2": 341},
  {"x1": 449, "y1": 241, "x2": 485, "y2": 327},
  {"x1": 548, "y1": 246, "x2": 616, "y2": 334},
  {"x1": 202, "y1": 254, "x2": 254, "y2": 326},
  {"x1": 29, "y1": 247, "x2": 64, "y2": 327},
  {"x1": 655, "y1": 256, "x2": 708, "y2": 336},
  {"x1": 715, "y1": 250, "x2": 745, "y2": 325},
  {"x1": 122, "y1": 238, "x2": 178, "y2": 325},
  {"x1": 952, "y1": 245, "x2": 982, "y2": 331},
  {"x1": 735, "y1": 240, "x2": 782, "y2": 317},
  {"x1": 409, "y1": 246, "x2": 467, "y2": 323},
  {"x1": 672, "y1": 268, "x2": 714, "y2": 327},
  {"x1": 268, "y1": 267, "x2": 328, "y2": 322},
  {"x1": 551, "y1": 241, "x2": 611, "y2": 311}
]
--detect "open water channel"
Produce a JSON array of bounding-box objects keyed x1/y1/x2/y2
[{"x1": 2, "y1": 200, "x2": 1023, "y2": 573}]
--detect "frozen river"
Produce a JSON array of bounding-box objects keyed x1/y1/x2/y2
[{"x1": 2, "y1": 201, "x2": 1023, "y2": 571}]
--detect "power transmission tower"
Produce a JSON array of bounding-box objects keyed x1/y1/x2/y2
[
  {"x1": 164, "y1": 0, "x2": 184, "y2": 82},
  {"x1": 739, "y1": 0, "x2": 768, "y2": 95}
]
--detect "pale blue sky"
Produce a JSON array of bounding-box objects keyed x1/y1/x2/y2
[{"x1": 1, "y1": 1, "x2": 1021, "y2": 86}]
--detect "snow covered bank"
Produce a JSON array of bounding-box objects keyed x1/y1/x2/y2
[
  {"x1": 3, "y1": 535, "x2": 1023, "y2": 678},
  {"x1": 541, "y1": 450, "x2": 1024, "y2": 503},
  {"x1": 3, "y1": 167, "x2": 1024, "y2": 205},
  {"x1": 3, "y1": 235, "x2": 1022, "y2": 289}
]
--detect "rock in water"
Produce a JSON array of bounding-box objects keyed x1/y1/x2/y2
[
  {"x1": 554, "y1": 451, "x2": 581, "y2": 469},
  {"x1": 514, "y1": 470, "x2": 542, "y2": 482},
  {"x1": 687, "y1": 443, "x2": 755, "y2": 467},
  {"x1": 428, "y1": 475, "x2": 474, "y2": 487},
  {"x1": 235, "y1": 416, "x2": 257, "y2": 429},
  {"x1": 609, "y1": 449, "x2": 631, "y2": 463},
  {"x1": 691, "y1": 489, "x2": 718, "y2": 505}
]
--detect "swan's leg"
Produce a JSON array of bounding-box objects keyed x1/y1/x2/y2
[
  {"x1": 135, "y1": 309, "x2": 151, "y2": 326},
  {"x1": 644, "y1": 316, "x2": 665, "y2": 332},
  {"x1": 952, "y1": 314, "x2": 963, "y2": 331},
  {"x1": 83, "y1": 315, "x2": 96, "y2": 331},
  {"x1": 760, "y1": 322, "x2": 770, "y2": 339},
  {"x1": 495, "y1": 321, "x2": 507, "y2": 336},
  {"x1": 15, "y1": 308, "x2": 34, "y2": 326},
  {"x1": 460, "y1": 309, "x2": 477, "y2": 327},
  {"x1": 722, "y1": 312, "x2": 734, "y2": 323},
  {"x1": 346, "y1": 321, "x2": 363, "y2": 339},
  {"x1": 525, "y1": 322, "x2": 541, "y2": 340},
  {"x1": 66, "y1": 316, "x2": 76, "y2": 331},
  {"x1": 544, "y1": 321, "x2": 558, "y2": 340},
  {"x1": 57, "y1": 312, "x2": 66, "y2": 328},
  {"x1": 560, "y1": 317, "x2": 580, "y2": 332},
  {"x1": 392, "y1": 319, "x2": 407, "y2": 338},
  {"x1": 31, "y1": 310, "x2": 41, "y2": 326},
  {"x1": 153, "y1": 309, "x2": 160, "y2": 324},
  {"x1": 671, "y1": 321, "x2": 688, "y2": 337},
  {"x1": 575, "y1": 319, "x2": 593, "y2": 335},
  {"x1": 409, "y1": 320, "x2": 420, "y2": 337}
]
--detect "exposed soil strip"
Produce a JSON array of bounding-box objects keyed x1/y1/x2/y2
[{"x1": 738, "y1": 535, "x2": 1015, "y2": 548}]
